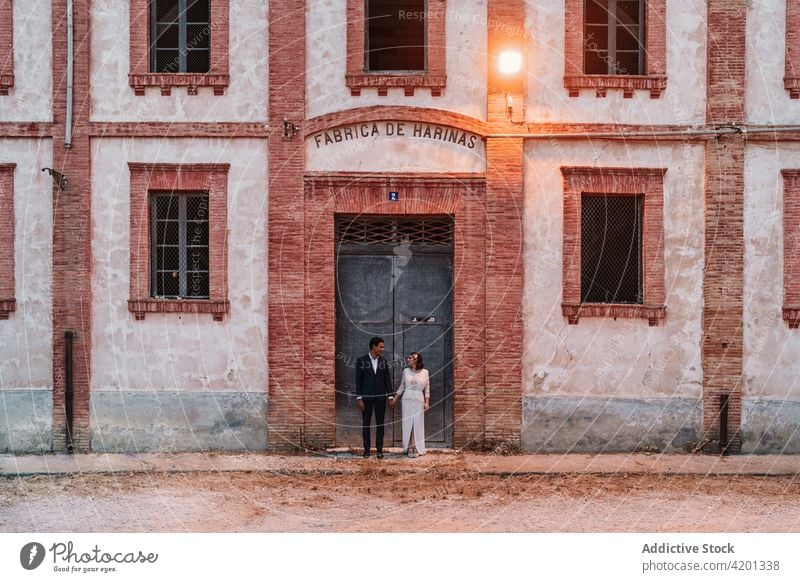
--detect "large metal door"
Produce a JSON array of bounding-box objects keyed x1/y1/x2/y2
[{"x1": 335, "y1": 216, "x2": 454, "y2": 448}]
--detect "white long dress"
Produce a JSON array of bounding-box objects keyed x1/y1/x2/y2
[{"x1": 396, "y1": 368, "x2": 430, "y2": 454}]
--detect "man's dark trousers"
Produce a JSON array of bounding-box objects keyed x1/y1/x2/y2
[
  {"x1": 355, "y1": 353, "x2": 392, "y2": 455},
  {"x1": 361, "y1": 397, "x2": 386, "y2": 454}
]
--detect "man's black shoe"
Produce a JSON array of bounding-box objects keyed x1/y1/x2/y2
[
  {"x1": 376, "y1": 452, "x2": 384, "y2": 459},
  {"x1": 362, "y1": 451, "x2": 370, "y2": 458}
]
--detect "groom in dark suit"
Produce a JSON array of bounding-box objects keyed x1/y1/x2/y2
[{"x1": 355, "y1": 336, "x2": 394, "y2": 458}]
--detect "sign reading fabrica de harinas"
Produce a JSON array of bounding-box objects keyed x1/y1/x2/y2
[{"x1": 311, "y1": 122, "x2": 480, "y2": 150}]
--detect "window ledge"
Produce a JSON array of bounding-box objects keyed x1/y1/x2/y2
[
  {"x1": 0, "y1": 74, "x2": 13, "y2": 95},
  {"x1": 345, "y1": 73, "x2": 446, "y2": 97},
  {"x1": 0, "y1": 299, "x2": 16, "y2": 319},
  {"x1": 128, "y1": 299, "x2": 230, "y2": 321},
  {"x1": 564, "y1": 75, "x2": 667, "y2": 99},
  {"x1": 562, "y1": 303, "x2": 666, "y2": 326},
  {"x1": 782, "y1": 306, "x2": 800, "y2": 328},
  {"x1": 128, "y1": 73, "x2": 230, "y2": 96},
  {"x1": 785, "y1": 77, "x2": 800, "y2": 99}
]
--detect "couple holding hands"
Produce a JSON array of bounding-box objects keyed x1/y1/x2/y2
[{"x1": 355, "y1": 336, "x2": 430, "y2": 459}]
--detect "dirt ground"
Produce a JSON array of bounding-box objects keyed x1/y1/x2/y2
[{"x1": 3, "y1": 453, "x2": 800, "y2": 533}]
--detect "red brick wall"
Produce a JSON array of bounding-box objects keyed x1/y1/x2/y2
[
  {"x1": 781, "y1": 170, "x2": 800, "y2": 327},
  {"x1": 0, "y1": 0, "x2": 13, "y2": 94},
  {"x1": 127, "y1": 163, "x2": 230, "y2": 321},
  {"x1": 128, "y1": 0, "x2": 230, "y2": 95},
  {"x1": 267, "y1": 0, "x2": 306, "y2": 452},
  {"x1": 51, "y1": 0, "x2": 92, "y2": 453},
  {"x1": 482, "y1": 1, "x2": 525, "y2": 448},
  {"x1": 785, "y1": 0, "x2": 800, "y2": 98},
  {"x1": 0, "y1": 163, "x2": 15, "y2": 318},
  {"x1": 560, "y1": 166, "x2": 667, "y2": 326},
  {"x1": 703, "y1": 1, "x2": 747, "y2": 453},
  {"x1": 303, "y1": 173, "x2": 487, "y2": 448}
]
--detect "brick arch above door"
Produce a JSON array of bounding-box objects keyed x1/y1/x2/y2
[{"x1": 298, "y1": 173, "x2": 489, "y2": 449}]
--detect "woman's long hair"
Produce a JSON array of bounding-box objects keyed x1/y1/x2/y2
[{"x1": 410, "y1": 352, "x2": 424, "y2": 370}]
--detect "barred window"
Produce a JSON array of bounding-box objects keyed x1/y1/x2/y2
[
  {"x1": 366, "y1": 0, "x2": 426, "y2": 71},
  {"x1": 150, "y1": 192, "x2": 210, "y2": 299},
  {"x1": 584, "y1": 0, "x2": 645, "y2": 75},
  {"x1": 150, "y1": 0, "x2": 211, "y2": 73},
  {"x1": 581, "y1": 194, "x2": 643, "y2": 304}
]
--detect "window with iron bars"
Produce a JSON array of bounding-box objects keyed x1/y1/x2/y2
[
  {"x1": 150, "y1": 192, "x2": 210, "y2": 299},
  {"x1": 150, "y1": 0, "x2": 211, "y2": 73},
  {"x1": 581, "y1": 194, "x2": 643, "y2": 304},
  {"x1": 584, "y1": 0, "x2": 645, "y2": 75},
  {"x1": 366, "y1": 0, "x2": 426, "y2": 72}
]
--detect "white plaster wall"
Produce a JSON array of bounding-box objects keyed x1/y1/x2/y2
[
  {"x1": 0, "y1": 138, "x2": 53, "y2": 390},
  {"x1": 746, "y1": 0, "x2": 799, "y2": 124},
  {"x1": 91, "y1": 138, "x2": 268, "y2": 392},
  {"x1": 523, "y1": 141, "x2": 705, "y2": 399},
  {"x1": 743, "y1": 144, "x2": 800, "y2": 401},
  {"x1": 306, "y1": 0, "x2": 488, "y2": 120},
  {"x1": 90, "y1": 1, "x2": 268, "y2": 122},
  {"x1": 525, "y1": 0, "x2": 706, "y2": 125},
  {"x1": 0, "y1": 0, "x2": 52, "y2": 121},
  {"x1": 305, "y1": 124, "x2": 486, "y2": 172}
]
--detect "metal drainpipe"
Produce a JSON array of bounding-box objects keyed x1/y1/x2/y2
[
  {"x1": 65, "y1": 0, "x2": 74, "y2": 149},
  {"x1": 65, "y1": 331, "x2": 74, "y2": 453},
  {"x1": 719, "y1": 394, "x2": 731, "y2": 456}
]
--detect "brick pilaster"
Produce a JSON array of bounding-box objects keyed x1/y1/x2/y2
[
  {"x1": 51, "y1": 0, "x2": 92, "y2": 452},
  {"x1": 484, "y1": 138, "x2": 523, "y2": 448},
  {"x1": 267, "y1": 0, "x2": 307, "y2": 452},
  {"x1": 483, "y1": 0, "x2": 525, "y2": 448},
  {"x1": 703, "y1": 1, "x2": 747, "y2": 453}
]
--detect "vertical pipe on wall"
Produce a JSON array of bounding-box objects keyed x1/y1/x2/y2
[
  {"x1": 64, "y1": 330, "x2": 74, "y2": 453},
  {"x1": 65, "y1": 0, "x2": 73, "y2": 148},
  {"x1": 719, "y1": 394, "x2": 730, "y2": 456}
]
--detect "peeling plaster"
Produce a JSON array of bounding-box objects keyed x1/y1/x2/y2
[
  {"x1": 90, "y1": 0, "x2": 268, "y2": 122},
  {"x1": 306, "y1": 0, "x2": 488, "y2": 119},
  {"x1": 743, "y1": 144, "x2": 800, "y2": 401},
  {"x1": 525, "y1": 0, "x2": 707, "y2": 124},
  {"x1": 90, "y1": 138, "x2": 268, "y2": 393},
  {"x1": 522, "y1": 141, "x2": 705, "y2": 399},
  {"x1": 0, "y1": 138, "x2": 53, "y2": 392},
  {"x1": 0, "y1": 0, "x2": 52, "y2": 121}
]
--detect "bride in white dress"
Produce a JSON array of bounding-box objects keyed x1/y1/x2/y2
[{"x1": 393, "y1": 352, "x2": 430, "y2": 457}]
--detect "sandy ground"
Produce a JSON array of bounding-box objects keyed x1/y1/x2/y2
[{"x1": 2, "y1": 454, "x2": 800, "y2": 532}]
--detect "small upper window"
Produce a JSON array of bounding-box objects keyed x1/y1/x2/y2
[
  {"x1": 151, "y1": 192, "x2": 210, "y2": 299},
  {"x1": 150, "y1": 0, "x2": 211, "y2": 74},
  {"x1": 366, "y1": 0, "x2": 426, "y2": 72},
  {"x1": 584, "y1": 0, "x2": 645, "y2": 75},
  {"x1": 581, "y1": 194, "x2": 643, "y2": 304}
]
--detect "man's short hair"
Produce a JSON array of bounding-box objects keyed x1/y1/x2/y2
[{"x1": 369, "y1": 336, "x2": 385, "y2": 349}]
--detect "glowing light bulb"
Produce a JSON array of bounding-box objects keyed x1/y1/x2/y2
[{"x1": 498, "y1": 50, "x2": 522, "y2": 75}]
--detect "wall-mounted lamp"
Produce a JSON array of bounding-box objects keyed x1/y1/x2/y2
[
  {"x1": 282, "y1": 118, "x2": 300, "y2": 141},
  {"x1": 42, "y1": 167, "x2": 68, "y2": 190},
  {"x1": 498, "y1": 50, "x2": 523, "y2": 75}
]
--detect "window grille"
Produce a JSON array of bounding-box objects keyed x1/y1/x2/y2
[
  {"x1": 151, "y1": 192, "x2": 210, "y2": 299},
  {"x1": 581, "y1": 194, "x2": 643, "y2": 304},
  {"x1": 150, "y1": 0, "x2": 211, "y2": 73},
  {"x1": 366, "y1": 0, "x2": 426, "y2": 71},
  {"x1": 584, "y1": 0, "x2": 645, "y2": 75},
  {"x1": 336, "y1": 215, "x2": 453, "y2": 246}
]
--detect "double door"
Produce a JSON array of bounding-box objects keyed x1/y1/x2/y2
[{"x1": 335, "y1": 221, "x2": 454, "y2": 448}]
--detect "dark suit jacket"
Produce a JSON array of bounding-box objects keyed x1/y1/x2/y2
[{"x1": 355, "y1": 354, "x2": 393, "y2": 399}]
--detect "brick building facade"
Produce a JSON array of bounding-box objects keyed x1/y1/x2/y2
[{"x1": 1, "y1": 0, "x2": 798, "y2": 454}]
